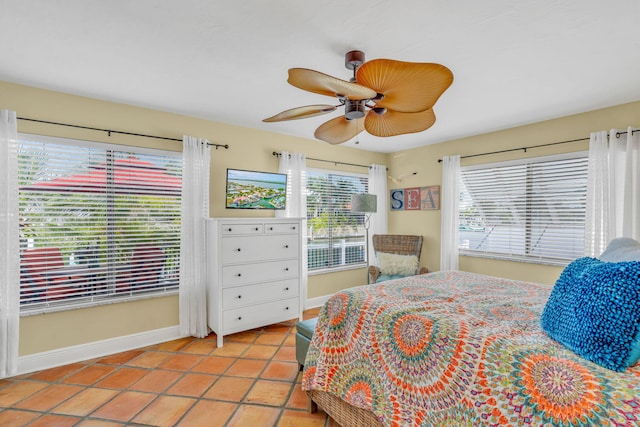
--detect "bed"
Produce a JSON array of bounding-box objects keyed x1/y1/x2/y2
[{"x1": 301, "y1": 269, "x2": 640, "y2": 427}]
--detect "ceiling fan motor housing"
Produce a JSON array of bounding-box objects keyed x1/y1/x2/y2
[{"x1": 345, "y1": 100, "x2": 365, "y2": 120}]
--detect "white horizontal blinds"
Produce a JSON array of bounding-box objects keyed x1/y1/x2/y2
[
  {"x1": 459, "y1": 153, "x2": 588, "y2": 264},
  {"x1": 17, "y1": 134, "x2": 182, "y2": 312},
  {"x1": 109, "y1": 150, "x2": 181, "y2": 297},
  {"x1": 306, "y1": 170, "x2": 368, "y2": 270}
]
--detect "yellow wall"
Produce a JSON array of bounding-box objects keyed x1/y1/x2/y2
[
  {"x1": 4, "y1": 79, "x2": 640, "y2": 356},
  {"x1": 1, "y1": 81, "x2": 385, "y2": 355},
  {"x1": 19, "y1": 296, "x2": 179, "y2": 352},
  {"x1": 386, "y1": 100, "x2": 640, "y2": 285}
]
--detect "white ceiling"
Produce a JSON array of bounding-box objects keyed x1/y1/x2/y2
[{"x1": 1, "y1": 0, "x2": 639, "y2": 153}]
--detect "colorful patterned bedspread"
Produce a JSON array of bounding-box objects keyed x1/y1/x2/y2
[{"x1": 302, "y1": 271, "x2": 640, "y2": 427}]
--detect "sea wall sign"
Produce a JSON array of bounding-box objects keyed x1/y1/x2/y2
[{"x1": 390, "y1": 185, "x2": 440, "y2": 210}]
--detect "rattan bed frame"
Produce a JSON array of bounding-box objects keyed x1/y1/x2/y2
[{"x1": 308, "y1": 390, "x2": 384, "y2": 427}]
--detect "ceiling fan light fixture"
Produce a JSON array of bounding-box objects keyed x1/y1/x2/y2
[{"x1": 345, "y1": 100, "x2": 365, "y2": 120}]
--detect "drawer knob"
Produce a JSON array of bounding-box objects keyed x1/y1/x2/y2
[
  {"x1": 237, "y1": 295, "x2": 242, "y2": 299},
  {"x1": 285, "y1": 307, "x2": 289, "y2": 310},
  {"x1": 227, "y1": 228, "x2": 232, "y2": 232},
  {"x1": 292, "y1": 226, "x2": 296, "y2": 230},
  {"x1": 269, "y1": 227, "x2": 274, "y2": 230},
  {"x1": 238, "y1": 316, "x2": 242, "y2": 320},
  {"x1": 284, "y1": 244, "x2": 289, "y2": 248},
  {"x1": 285, "y1": 287, "x2": 289, "y2": 291},
  {"x1": 255, "y1": 227, "x2": 259, "y2": 231},
  {"x1": 236, "y1": 248, "x2": 242, "y2": 252},
  {"x1": 237, "y1": 273, "x2": 242, "y2": 277},
  {"x1": 285, "y1": 267, "x2": 289, "y2": 271}
]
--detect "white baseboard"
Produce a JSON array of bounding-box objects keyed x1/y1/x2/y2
[
  {"x1": 304, "y1": 295, "x2": 331, "y2": 310},
  {"x1": 16, "y1": 296, "x2": 331, "y2": 377},
  {"x1": 17, "y1": 326, "x2": 184, "y2": 376}
]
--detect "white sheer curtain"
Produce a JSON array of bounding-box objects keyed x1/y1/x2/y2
[
  {"x1": 368, "y1": 164, "x2": 388, "y2": 263},
  {"x1": 584, "y1": 131, "x2": 609, "y2": 256},
  {"x1": 585, "y1": 127, "x2": 640, "y2": 256},
  {"x1": 179, "y1": 136, "x2": 210, "y2": 338},
  {"x1": 0, "y1": 110, "x2": 19, "y2": 378},
  {"x1": 276, "y1": 151, "x2": 308, "y2": 302},
  {"x1": 276, "y1": 151, "x2": 307, "y2": 218},
  {"x1": 440, "y1": 155, "x2": 460, "y2": 270}
]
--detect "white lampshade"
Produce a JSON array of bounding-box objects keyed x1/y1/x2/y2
[{"x1": 351, "y1": 193, "x2": 377, "y2": 214}]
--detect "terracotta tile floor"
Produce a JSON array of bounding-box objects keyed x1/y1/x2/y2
[{"x1": 0, "y1": 308, "x2": 341, "y2": 426}]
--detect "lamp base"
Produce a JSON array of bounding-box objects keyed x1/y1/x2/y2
[{"x1": 364, "y1": 221, "x2": 370, "y2": 284}]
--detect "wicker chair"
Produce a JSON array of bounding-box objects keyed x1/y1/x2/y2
[{"x1": 368, "y1": 234, "x2": 429, "y2": 283}]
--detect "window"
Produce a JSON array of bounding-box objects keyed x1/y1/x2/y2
[
  {"x1": 18, "y1": 134, "x2": 182, "y2": 313},
  {"x1": 458, "y1": 152, "x2": 588, "y2": 265},
  {"x1": 306, "y1": 169, "x2": 368, "y2": 271}
]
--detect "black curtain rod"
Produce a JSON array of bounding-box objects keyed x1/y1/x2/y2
[
  {"x1": 437, "y1": 137, "x2": 588, "y2": 163},
  {"x1": 272, "y1": 151, "x2": 370, "y2": 169},
  {"x1": 437, "y1": 129, "x2": 639, "y2": 163},
  {"x1": 17, "y1": 117, "x2": 229, "y2": 149}
]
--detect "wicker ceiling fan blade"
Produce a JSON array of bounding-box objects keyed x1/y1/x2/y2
[
  {"x1": 314, "y1": 116, "x2": 364, "y2": 144},
  {"x1": 364, "y1": 108, "x2": 436, "y2": 137},
  {"x1": 263, "y1": 105, "x2": 337, "y2": 122},
  {"x1": 288, "y1": 68, "x2": 377, "y2": 100},
  {"x1": 356, "y1": 59, "x2": 453, "y2": 113}
]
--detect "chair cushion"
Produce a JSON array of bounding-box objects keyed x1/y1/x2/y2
[
  {"x1": 376, "y1": 252, "x2": 419, "y2": 276},
  {"x1": 376, "y1": 274, "x2": 406, "y2": 283}
]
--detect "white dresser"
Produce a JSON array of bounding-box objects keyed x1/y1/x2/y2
[{"x1": 206, "y1": 217, "x2": 305, "y2": 347}]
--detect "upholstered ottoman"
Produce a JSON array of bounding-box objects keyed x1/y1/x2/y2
[{"x1": 296, "y1": 317, "x2": 318, "y2": 370}]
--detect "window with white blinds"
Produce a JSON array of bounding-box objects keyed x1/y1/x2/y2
[
  {"x1": 306, "y1": 169, "x2": 368, "y2": 271},
  {"x1": 17, "y1": 133, "x2": 182, "y2": 313},
  {"x1": 458, "y1": 152, "x2": 588, "y2": 265}
]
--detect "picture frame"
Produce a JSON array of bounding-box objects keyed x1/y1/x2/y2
[{"x1": 390, "y1": 185, "x2": 440, "y2": 210}]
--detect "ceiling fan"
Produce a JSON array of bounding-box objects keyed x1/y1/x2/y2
[{"x1": 263, "y1": 50, "x2": 454, "y2": 145}]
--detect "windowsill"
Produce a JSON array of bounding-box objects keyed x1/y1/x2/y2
[
  {"x1": 20, "y1": 289, "x2": 179, "y2": 317},
  {"x1": 308, "y1": 263, "x2": 367, "y2": 276},
  {"x1": 459, "y1": 251, "x2": 571, "y2": 267}
]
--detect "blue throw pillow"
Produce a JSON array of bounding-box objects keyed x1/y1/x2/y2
[{"x1": 541, "y1": 257, "x2": 640, "y2": 371}]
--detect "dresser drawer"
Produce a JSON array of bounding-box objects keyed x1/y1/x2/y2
[
  {"x1": 220, "y1": 223, "x2": 263, "y2": 235},
  {"x1": 222, "y1": 279, "x2": 298, "y2": 309},
  {"x1": 223, "y1": 297, "x2": 299, "y2": 333},
  {"x1": 222, "y1": 234, "x2": 299, "y2": 264},
  {"x1": 222, "y1": 259, "x2": 298, "y2": 286},
  {"x1": 264, "y1": 222, "x2": 300, "y2": 234}
]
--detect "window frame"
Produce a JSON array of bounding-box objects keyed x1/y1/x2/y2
[
  {"x1": 458, "y1": 151, "x2": 589, "y2": 266},
  {"x1": 17, "y1": 133, "x2": 182, "y2": 315},
  {"x1": 306, "y1": 167, "x2": 369, "y2": 274}
]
